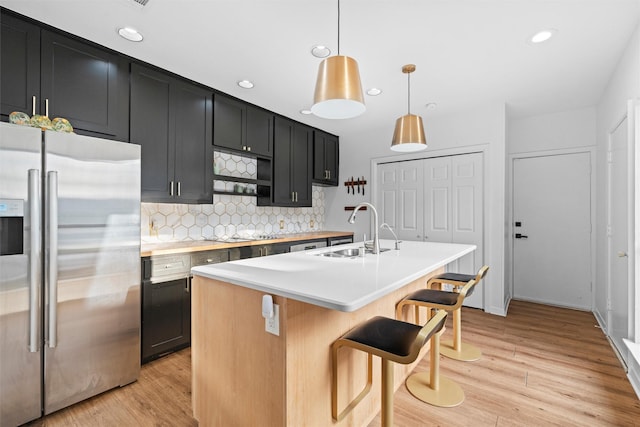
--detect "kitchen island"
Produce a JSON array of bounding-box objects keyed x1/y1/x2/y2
[{"x1": 190, "y1": 240, "x2": 475, "y2": 427}]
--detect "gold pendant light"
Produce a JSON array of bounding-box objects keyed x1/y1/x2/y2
[
  {"x1": 311, "y1": 0, "x2": 365, "y2": 119},
  {"x1": 391, "y1": 64, "x2": 427, "y2": 152}
]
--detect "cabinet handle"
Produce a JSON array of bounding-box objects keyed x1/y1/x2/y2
[
  {"x1": 45, "y1": 99, "x2": 49, "y2": 117},
  {"x1": 328, "y1": 170, "x2": 331, "y2": 179},
  {"x1": 295, "y1": 192, "x2": 298, "y2": 202},
  {"x1": 177, "y1": 181, "x2": 181, "y2": 197},
  {"x1": 170, "y1": 181, "x2": 174, "y2": 196},
  {"x1": 185, "y1": 279, "x2": 191, "y2": 293},
  {"x1": 247, "y1": 146, "x2": 251, "y2": 152},
  {"x1": 291, "y1": 192, "x2": 295, "y2": 202},
  {"x1": 32, "y1": 96, "x2": 37, "y2": 116}
]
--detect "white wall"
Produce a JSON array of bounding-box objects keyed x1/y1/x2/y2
[
  {"x1": 596, "y1": 23, "x2": 640, "y2": 394},
  {"x1": 596, "y1": 25, "x2": 640, "y2": 327},
  {"x1": 324, "y1": 103, "x2": 508, "y2": 315},
  {"x1": 505, "y1": 107, "x2": 597, "y2": 310}
]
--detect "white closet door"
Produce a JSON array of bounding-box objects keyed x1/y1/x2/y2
[
  {"x1": 449, "y1": 153, "x2": 484, "y2": 308},
  {"x1": 378, "y1": 160, "x2": 424, "y2": 242},
  {"x1": 377, "y1": 154, "x2": 485, "y2": 309},
  {"x1": 424, "y1": 157, "x2": 452, "y2": 243}
]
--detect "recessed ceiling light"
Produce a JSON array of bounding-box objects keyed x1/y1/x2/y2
[
  {"x1": 311, "y1": 45, "x2": 331, "y2": 58},
  {"x1": 117, "y1": 27, "x2": 143, "y2": 42},
  {"x1": 425, "y1": 102, "x2": 437, "y2": 110},
  {"x1": 237, "y1": 80, "x2": 254, "y2": 89},
  {"x1": 366, "y1": 88, "x2": 382, "y2": 96},
  {"x1": 300, "y1": 109, "x2": 312, "y2": 115},
  {"x1": 529, "y1": 29, "x2": 557, "y2": 44}
]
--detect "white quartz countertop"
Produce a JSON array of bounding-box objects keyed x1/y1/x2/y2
[{"x1": 191, "y1": 240, "x2": 476, "y2": 312}]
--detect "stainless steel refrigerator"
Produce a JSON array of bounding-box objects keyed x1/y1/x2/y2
[{"x1": 0, "y1": 122, "x2": 141, "y2": 426}]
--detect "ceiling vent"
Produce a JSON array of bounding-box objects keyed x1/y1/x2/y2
[{"x1": 124, "y1": 0, "x2": 150, "y2": 8}]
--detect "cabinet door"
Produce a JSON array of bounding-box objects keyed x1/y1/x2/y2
[
  {"x1": 291, "y1": 123, "x2": 312, "y2": 206},
  {"x1": 130, "y1": 63, "x2": 175, "y2": 202},
  {"x1": 40, "y1": 30, "x2": 128, "y2": 140},
  {"x1": 313, "y1": 130, "x2": 339, "y2": 186},
  {"x1": 173, "y1": 81, "x2": 213, "y2": 204},
  {"x1": 141, "y1": 278, "x2": 191, "y2": 363},
  {"x1": 245, "y1": 105, "x2": 273, "y2": 157},
  {"x1": 213, "y1": 94, "x2": 244, "y2": 151},
  {"x1": 273, "y1": 117, "x2": 294, "y2": 205},
  {"x1": 0, "y1": 13, "x2": 40, "y2": 121}
]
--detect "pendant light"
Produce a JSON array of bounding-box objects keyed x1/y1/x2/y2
[
  {"x1": 391, "y1": 64, "x2": 427, "y2": 152},
  {"x1": 311, "y1": 0, "x2": 365, "y2": 119}
]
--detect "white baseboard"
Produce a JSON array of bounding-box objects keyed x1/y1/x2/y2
[{"x1": 624, "y1": 339, "x2": 640, "y2": 400}]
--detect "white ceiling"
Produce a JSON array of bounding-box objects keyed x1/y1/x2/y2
[{"x1": 2, "y1": 0, "x2": 639, "y2": 139}]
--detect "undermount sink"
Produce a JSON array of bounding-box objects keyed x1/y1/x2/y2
[{"x1": 315, "y1": 247, "x2": 391, "y2": 258}]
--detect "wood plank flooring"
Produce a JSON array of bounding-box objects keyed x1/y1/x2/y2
[{"x1": 27, "y1": 300, "x2": 640, "y2": 426}]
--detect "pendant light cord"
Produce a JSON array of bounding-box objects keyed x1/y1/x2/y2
[
  {"x1": 337, "y1": 0, "x2": 341, "y2": 55},
  {"x1": 407, "y1": 72, "x2": 411, "y2": 114}
]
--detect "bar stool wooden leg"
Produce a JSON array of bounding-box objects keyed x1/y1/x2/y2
[
  {"x1": 381, "y1": 358, "x2": 393, "y2": 427},
  {"x1": 405, "y1": 328, "x2": 464, "y2": 407},
  {"x1": 439, "y1": 305, "x2": 482, "y2": 361}
]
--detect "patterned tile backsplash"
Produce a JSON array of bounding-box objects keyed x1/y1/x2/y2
[{"x1": 141, "y1": 151, "x2": 325, "y2": 242}]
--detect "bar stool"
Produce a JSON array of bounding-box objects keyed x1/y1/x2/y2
[
  {"x1": 331, "y1": 310, "x2": 447, "y2": 427},
  {"x1": 396, "y1": 282, "x2": 475, "y2": 408},
  {"x1": 425, "y1": 265, "x2": 489, "y2": 361}
]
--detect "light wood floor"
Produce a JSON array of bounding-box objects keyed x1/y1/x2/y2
[{"x1": 27, "y1": 300, "x2": 640, "y2": 426}]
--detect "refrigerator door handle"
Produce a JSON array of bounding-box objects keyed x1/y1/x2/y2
[
  {"x1": 28, "y1": 169, "x2": 41, "y2": 353},
  {"x1": 47, "y1": 171, "x2": 58, "y2": 348}
]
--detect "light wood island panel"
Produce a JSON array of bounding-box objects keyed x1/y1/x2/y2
[{"x1": 191, "y1": 267, "x2": 442, "y2": 427}]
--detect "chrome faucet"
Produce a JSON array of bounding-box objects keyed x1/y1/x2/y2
[
  {"x1": 348, "y1": 202, "x2": 380, "y2": 254},
  {"x1": 380, "y1": 223, "x2": 400, "y2": 250}
]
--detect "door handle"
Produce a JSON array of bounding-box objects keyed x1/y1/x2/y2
[
  {"x1": 617, "y1": 251, "x2": 628, "y2": 257},
  {"x1": 28, "y1": 169, "x2": 41, "y2": 353},
  {"x1": 515, "y1": 233, "x2": 528, "y2": 239},
  {"x1": 47, "y1": 171, "x2": 59, "y2": 348}
]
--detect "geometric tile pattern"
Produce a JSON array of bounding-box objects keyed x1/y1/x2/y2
[{"x1": 142, "y1": 151, "x2": 326, "y2": 242}]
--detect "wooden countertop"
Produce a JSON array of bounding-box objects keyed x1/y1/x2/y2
[{"x1": 140, "y1": 231, "x2": 353, "y2": 257}]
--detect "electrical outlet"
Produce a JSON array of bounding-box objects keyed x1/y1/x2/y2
[
  {"x1": 279, "y1": 220, "x2": 284, "y2": 230},
  {"x1": 310, "y1": 219, "x2": 314, "y2": 228},
  {"x1": 265, "y1": 304, "x2": 280, "y2": 336}
]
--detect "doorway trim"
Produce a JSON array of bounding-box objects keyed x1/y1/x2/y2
[{"x1": 507, "y1": 147, "x2": 596, "y2": 310}]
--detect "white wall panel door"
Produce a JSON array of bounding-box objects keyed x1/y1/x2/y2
[
  {"x1": 377, "y1": 153, "x2": 484, "y2": 309},
  {"x1": 608, "y1": 116, "x2": 630, "y2": 360},
  {"x1": 512, "y1": 152, "x2": 592, "y2": 309},
  {"x1": 377, "y1": 160, "x2": 424, "y2": 242},
  {"x1": 449, "y1": 153, "x2": 484, "y2": 308},
  {"x1": 424, "y1": 157, "x2": 453, "y2": 243}
]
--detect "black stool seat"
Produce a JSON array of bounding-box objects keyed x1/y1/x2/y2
[
  {"x1": 432, "y1": 272, "x2": 476, "y2": 283},
  {"x1": 331, "y1": 311, "x2": 449, "y2": 425},
  {"x1": 404, "y1": 289, "x2": 459, "y2": 307},
  {"x1": 341, "y1": 316, "x2": 445, "y2": 360}
]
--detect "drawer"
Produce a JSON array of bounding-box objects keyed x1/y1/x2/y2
[
  {"x1": 149, "y1": 254, "x2": 191, "y2": 281},
  {"x1": 191, "y1": 249, "x2": 229, "y2": 267}
]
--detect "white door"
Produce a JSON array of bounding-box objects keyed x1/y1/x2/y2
[
  {"x1": 608, "y1": 116, "x2": 630, "y2": 359},
  {"x1": 377, "y1": 153, "x2": 484, "y2": 309},
  {"x1": 424, "y1": 154, "x2": 484, "y2": 308},
  {"x1": 512, "y1": 153, "x2": 592, "y2": 309},
  {"x1": 378, "y1": 160, "x2": 424, "y2": 242}
]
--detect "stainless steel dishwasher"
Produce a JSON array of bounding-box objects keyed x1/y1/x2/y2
[{"x1": 289, "y1": 240, "x2": 328, "y2": 252}]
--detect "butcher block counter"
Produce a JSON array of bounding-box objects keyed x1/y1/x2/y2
[
  {"x1": 140, "y1": 231, "x2": 353, "y2": 257},
  {"x1": 190, "y1": 240, "x2": 475, "y2": 427}
]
